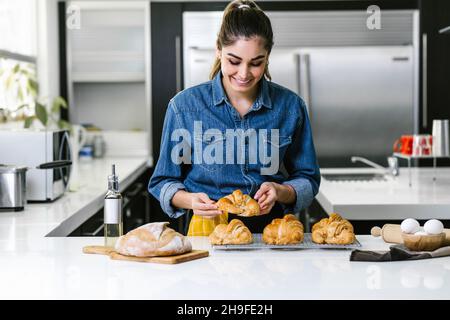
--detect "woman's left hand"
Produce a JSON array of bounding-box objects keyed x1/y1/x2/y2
[{"x1": 254, "y1": 182, "x2": 279, "y2": 215}]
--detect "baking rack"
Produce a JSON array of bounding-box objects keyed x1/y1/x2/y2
[{"x1": 212, "y1": 233, "x2": 361, "y2": 250}]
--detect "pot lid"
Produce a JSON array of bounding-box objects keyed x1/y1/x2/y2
[{"x1": 0, "y1": 164, "x2": 28, "y2": 173}]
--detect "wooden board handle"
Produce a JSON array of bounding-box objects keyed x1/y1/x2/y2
[
  {"x1": 370, "y1": 226, "x2": 382, "y2": 237},
  {"x1": 83, "y1": 245, "x2": 115, "y2": 255}
]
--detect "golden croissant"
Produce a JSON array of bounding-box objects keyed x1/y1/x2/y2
[
  {"x1": 262, "y1": 214, "x2": 304, "y2": 245},
  {"x1": 209, "y1": 219, "x2": 253, "y2": 245},
  {"x1": 216, "y1": 189, "x2": 260, "y2": 217},
  {"x1": 311, "y1": 213, "x2": 355, "y2": 245}
]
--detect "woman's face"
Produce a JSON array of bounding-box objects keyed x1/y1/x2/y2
[{"x1": 218, "y1": 36, "x2": 268, "y2": 95}]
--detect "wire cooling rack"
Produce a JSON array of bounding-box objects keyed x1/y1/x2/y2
[{"x1": 212, "y1": 233, "x2": 361, "y2": 250}]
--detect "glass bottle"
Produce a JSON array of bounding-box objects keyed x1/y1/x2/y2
[{"x1": 104, "y1": 164, "x2": 123, "y2": 247}]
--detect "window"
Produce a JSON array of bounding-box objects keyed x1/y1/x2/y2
[{"x1": 0, "y1": 0, "x2": 37, "y2": 120}]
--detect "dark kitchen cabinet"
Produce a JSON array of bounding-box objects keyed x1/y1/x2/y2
[
  {"x1": 151, "y1": 3, "x2": 183, "y2": 161},
  {"x1": 419, "y1": 0, "x2": 450, "y2": 166}
]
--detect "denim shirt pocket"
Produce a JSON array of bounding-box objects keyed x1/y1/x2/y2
[
  {"x1": 260, "y1": 135, "x2": 292, "y2": 172},
  {"x1": 193, "y1": 133, "x2": 226, "y2": 172},
  {"x1": 264, "y1": 135, "x2": 292, "y2": 148}
]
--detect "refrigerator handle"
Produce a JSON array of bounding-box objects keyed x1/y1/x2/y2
[
  {"x1": 295, "y1": 53, "x2": 301, "y2": 96},
  {"x1": 175, "y1": 35, "x2": 182, "y2": 93},
  {"x1": 297, "y1": 53, "x2": 312, "y2": 118},
  {"x1": 422, "y1": 33, "x2": 428, "y2": 129}
]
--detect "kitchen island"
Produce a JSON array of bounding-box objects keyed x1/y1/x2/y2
[
  {"x1": 317, "y1": 168, "x2": 450, "y2": 220},
  {"x1": 1, "y1": 235, "x2": 450, "y2": 299},
  {"x1": 1, "y1": 160, "x2": 449, "y2": 299}
]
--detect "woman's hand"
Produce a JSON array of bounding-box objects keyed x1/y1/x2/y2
[
  {"x1": 191, "y1": 193, "x2": 222, "y2": 218},
  {"x1": 254, "y1": 182, "x2": 278, "y2": 215}
]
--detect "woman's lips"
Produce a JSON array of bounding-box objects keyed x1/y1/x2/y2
[{"x1": 232, "y1": 77, "x2": 253, "y2": 87}]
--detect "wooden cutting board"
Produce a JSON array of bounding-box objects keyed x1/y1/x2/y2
[{"x1": 82, "y1": 245, "x2": 209, "y2": 264}]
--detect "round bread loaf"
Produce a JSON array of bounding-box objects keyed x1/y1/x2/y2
[{"x1": 115, "y1": 222, "x2": 192, "y2": 257}]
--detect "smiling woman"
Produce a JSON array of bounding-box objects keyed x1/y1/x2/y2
[{"x1": 149, "y1": 0, "x2": 321, "y2": 236}]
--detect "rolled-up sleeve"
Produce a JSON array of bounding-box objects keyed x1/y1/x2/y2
[
  {"x1": 282, "y1": 97, "x2": 321, "y2": 213},
  {"x1": 148, "y1": 99, "x2": 188, "y2": 219}
]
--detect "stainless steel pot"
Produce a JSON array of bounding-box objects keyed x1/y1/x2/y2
[
  {"x1": 0, "y1": 165, "x2": 27, "y2": 211},
  {"x1": 0, "y1": 160, "x2": 72, "y2": 212}
]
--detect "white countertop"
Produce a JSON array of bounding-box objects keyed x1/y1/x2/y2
[
  {"x1": 317, "y1": 167, "x2": 450, "y2": 220},
  {"x1": 0, "y1": 157, "x2": 149, "y2": 238},
  {"x1": 1, "y1": 160, "x2": 450, "y2": 299},
  {"x1": 1, "y1": 235, "x2": 450, "y2": 300}
]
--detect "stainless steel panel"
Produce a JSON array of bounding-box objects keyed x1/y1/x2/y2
[
  {"x1": 184, "y1": 48, "x2": 215, "y2": 88},
  {"x1": 296, "y1": 46, "x2": 415, "y2": 166},
  {"x1": 0, "y1": 170, "x2": 26, "y2": 210}
]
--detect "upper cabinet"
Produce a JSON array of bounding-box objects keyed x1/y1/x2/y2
[
  {"x1": 63, "y1": 1, "x2": 152, "y2": 159},
  {"x1": 68, "y1": 1, "x2": 148, "y2": 82}
]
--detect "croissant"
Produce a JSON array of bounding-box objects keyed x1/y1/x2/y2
[
  {"x1": 217, "y1": 189, "x2": 260, "y2": 217},
  {"x1": 115, "y1": 222, "x2": 192, "y2": 257},
  {"x1": 311, "y1": 213, "x2": 355, "y2": 245},
  {"x1": 209, "y1": 219, "x2": 253, "y2": 245},
  {"x1": 262, "y1": 214, "x2": 304, "y2": 245}
]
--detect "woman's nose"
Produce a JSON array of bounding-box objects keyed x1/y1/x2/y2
[{"x1": 238, "y1": 64, "x2": 250, "y2": 79}]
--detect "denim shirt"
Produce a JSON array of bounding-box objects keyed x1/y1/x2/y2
[{"x1": 148, "y1": 72, "x2": 321, "y2": 219}]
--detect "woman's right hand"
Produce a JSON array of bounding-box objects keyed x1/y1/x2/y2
[{"x1": 191, "y1": 193, "x2": 222, "y2": 218}]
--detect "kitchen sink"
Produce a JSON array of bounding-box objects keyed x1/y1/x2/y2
[{"x1": 322, "y1": 173, "x2": 388, "y2": 182}]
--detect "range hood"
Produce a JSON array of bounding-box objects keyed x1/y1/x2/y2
[{"x1": 439, "y1": 26, "x2": 450, "y2": 34}]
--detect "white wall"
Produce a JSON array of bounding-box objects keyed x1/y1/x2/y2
[{"x1": 37, "y1": 0, "x2": 60, "y2": 102}]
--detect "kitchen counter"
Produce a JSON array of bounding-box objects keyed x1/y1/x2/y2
[
  {"x1": 1, "y1": 161, "x2": 449, "y2": 299},
  {"x1": 317, "y1": 168, "x2": 450, "y2": 220},
  {"x1": 0, "y1": 157, "x2": 150, "y2": 238},
  {"x1": 1, "y1": 235, "x2": 450, "y2": 299}
]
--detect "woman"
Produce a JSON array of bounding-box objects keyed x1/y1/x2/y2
[{"x1": 149, "y1": 0, "x2": 320, "y2": 235}]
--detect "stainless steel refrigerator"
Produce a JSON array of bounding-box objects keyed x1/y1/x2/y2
[
  {"x1": 183, "y1": 10, "x2": 419, "y2": 167},
  {"x1": 276, "y1": 46, "x2": 416, "y2": 167}
]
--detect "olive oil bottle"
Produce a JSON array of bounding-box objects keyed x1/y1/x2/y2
[{"x1": 104, "y1": 164, "x2": 123, "y2": 247}]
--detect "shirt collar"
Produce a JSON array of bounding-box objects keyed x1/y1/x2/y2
[{"x1": 212, "y1": 72, "x2": 273, "y2": 109}]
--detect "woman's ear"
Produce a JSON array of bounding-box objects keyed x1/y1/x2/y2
[{"x1": 215, "y1": 48, "x2": 222, "y2": 60}]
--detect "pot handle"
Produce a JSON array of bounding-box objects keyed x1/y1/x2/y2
[{"x1": 36, "y1": 160, "x2": 72, "y2": 170}]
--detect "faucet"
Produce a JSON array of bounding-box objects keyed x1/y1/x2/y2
[{"x1": 351, "y1": 156, "x2": 399, "y2": 177}]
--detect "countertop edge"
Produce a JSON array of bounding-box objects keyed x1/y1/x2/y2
[{"x1": 46, "y1": 159, "x2": 149, "y2": 237}]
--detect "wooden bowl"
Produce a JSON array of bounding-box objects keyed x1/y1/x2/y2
[{"x1": 402, "y1": 232, "x2": 445, "y2": 251}]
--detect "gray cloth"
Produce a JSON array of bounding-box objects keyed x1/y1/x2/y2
[{"x1": 350, "y1": 244, "x2": 450, "y2": 262}]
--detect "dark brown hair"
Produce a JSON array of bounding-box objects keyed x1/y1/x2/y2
[{"x1": 209, "y1": 0, "x2": 274, "y2": 80}]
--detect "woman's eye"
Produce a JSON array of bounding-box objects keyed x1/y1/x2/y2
[{"x1": 228, "y1": 60, "x2": 263, "y2": 67}]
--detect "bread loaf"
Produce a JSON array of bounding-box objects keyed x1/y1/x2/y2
[
  {"x1": 115, "y1": 222, "x2": 192, "y2": 257},
  {"x1": 262, "y1": 214, "x2": 304, "y2": 245},
  {"x1": 311, "y1": 213, "x2": 355, "y2": 245},
  {"x1": 209, "y1": 219, "x2": 253, "y2": 245},
  {"x1": 217, "y1": 189, "x2": 260, "y2": 217}
]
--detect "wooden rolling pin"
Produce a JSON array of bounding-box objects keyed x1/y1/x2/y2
[{"x1": 371, "y1": 224, "x2": 450, "y2": 246}]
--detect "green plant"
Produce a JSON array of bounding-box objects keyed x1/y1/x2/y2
[
  {"x1": 24, "y1": 96, "x2": 71, "y2": 130},
  {"x1": 0, "y1": 57, "x2": 71, "y2": 130},
  {"x1": 0, "y1": 58, "x2": 37, "y2": 117}
]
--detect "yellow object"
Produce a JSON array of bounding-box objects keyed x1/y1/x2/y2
[{"x1": 187, "y1": 212, "x2": 228, "y2": 236}]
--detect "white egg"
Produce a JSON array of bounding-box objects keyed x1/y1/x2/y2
[
  {"x1": 414, "y1": 231, "x2": 428, "y2": 236},
  {"x1": 424, "y1": 219, "x2": 444, "y2": 235},
  {"x1": 401, "y1": 218, "x2": 420, "y2": 234}
]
